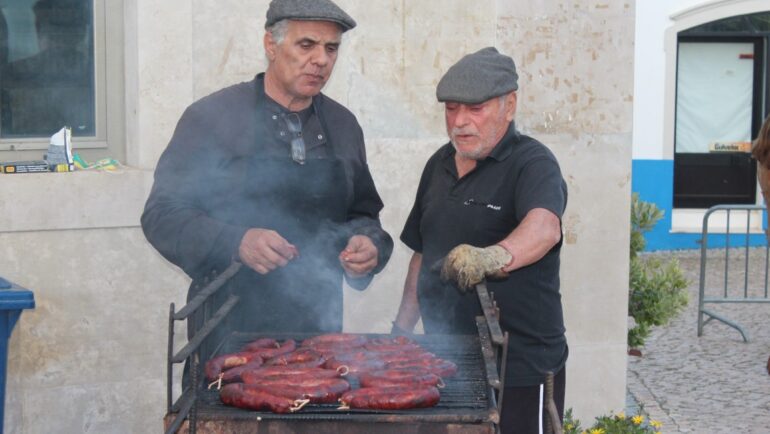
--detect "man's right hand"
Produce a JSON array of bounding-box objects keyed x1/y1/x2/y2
[{"x1": 237, "y1": 228, "x2": 298, "y2": 274}]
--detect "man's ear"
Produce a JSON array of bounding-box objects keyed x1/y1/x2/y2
[
  {"x1": 264, "y1": 31, "x2": 276, "y2": 61},
  {"x1": 505, "y1": 91, "x2": 518, "y2": 122}
]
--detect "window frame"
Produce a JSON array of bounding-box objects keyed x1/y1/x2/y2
[{"x1": 0, "y1": 0, "x2": 124, "y2": 163}]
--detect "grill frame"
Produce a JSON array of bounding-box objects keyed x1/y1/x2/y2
[{"x1": 164, "y1": 264, "x2": 508, "y2": 434}]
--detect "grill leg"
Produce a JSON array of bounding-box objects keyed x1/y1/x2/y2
[{"x1": 544, "y1": 372, "x2": 563, "y2": 434}]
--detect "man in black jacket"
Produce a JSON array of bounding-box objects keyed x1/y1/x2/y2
[{"x1": 142, "y1": 0, "x2": 392, "y2": 354}]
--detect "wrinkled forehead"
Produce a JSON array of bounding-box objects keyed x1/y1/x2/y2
[{"x1": 285, "y1": 19, "x2": 343, "y2": 42}]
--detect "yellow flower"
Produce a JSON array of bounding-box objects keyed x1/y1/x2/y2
[
  {"x1": 616, "y1": 411, "x2": 626, "y2": 419},
  {"x1": 590, "y1": 429, "x2": 605, "y2": 434},
  {"x1": 632, "y1": 415, "x2": 644, "y2": 425},
  {"x1": 650, "y1": 420, "x2": 663, "y2": 429},
  {"x1": 655, "y1": 432, "x2": 662, "y2": 434}
]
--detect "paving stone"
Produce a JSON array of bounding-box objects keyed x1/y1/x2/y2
[{"x1": 627, "y1": 248, "x2": 770, "y2": 434}]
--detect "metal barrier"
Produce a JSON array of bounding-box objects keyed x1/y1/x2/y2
[{"x1": 697, "y1": 205, "x2": 770, "y2": 342}]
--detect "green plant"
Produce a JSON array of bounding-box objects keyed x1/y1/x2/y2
[
  {"x1": 564, "y1": 408, "x2": 664, "y2": 434},
  {"x1": 628, "y1": 194, "x2": 689, "y2": 348}
]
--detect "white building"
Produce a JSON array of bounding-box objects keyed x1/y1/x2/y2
[{"x1": 634, "y1": 0, "x2": 770, "y2": 250}]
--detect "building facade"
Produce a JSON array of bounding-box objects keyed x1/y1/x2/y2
[
  {"x1": 0, "y1": 1, "x2": 634, "y2": 432},
  {"x1": 633, "y1": 0, "x2": 770, "y2": 250}
]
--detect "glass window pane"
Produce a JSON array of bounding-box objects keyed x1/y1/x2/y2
[
  {"x1": 0, "y1": 0, "x2": 94, "y2": 139},
  {"x1": 675, "y1": 42, "x2": 754, "y2": 154}
]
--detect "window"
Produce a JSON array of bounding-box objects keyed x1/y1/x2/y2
[
  {"x1": 0, "y1": 0, "x2": 124, "y2": 163},
  {"x1": 673, "y1": 11, "x2": 770, "y2": 208}
]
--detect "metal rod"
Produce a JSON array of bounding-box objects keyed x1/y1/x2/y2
[
  {"x1": 164, "y1": 389, "x2": 194, "y2": 434},
  {"x1": 174, "y1": 262, "x2": 242, "y2": 320},
  {"x1": 475, "y1": 316, "x2": 501, "y2": 391},
  {"x1": 190, "y1": 353, "x2": 198, "y2": 434},
  {"x1": 698, "y1": 208, "x2": 711, "y2": 337},
  {"x1": 725, "y1": 209, "x2": 730, "y2": 298},
  {"x1": 765, "y1": 239, "x2": 769, "y2": 298},
  {"x1": 476, "y1": 283, "x2": 505, "y2": 345},
  {"x1": 172, "y1": 294, "x2": 240, "y2": 363},
  {"x1": 701, "y1": 309, "x2": 749, "y2": 342},
  {"x1": 744, "y1": 210, "x2": 750, "y2": 298},
  {"x1": 702, "y1": 297, "x2": 770, "y2": 303},
  {"x1": 167, "y1": 303, "x2": 175, "y2": 414}
]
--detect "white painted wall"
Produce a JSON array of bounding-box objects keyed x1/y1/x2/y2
[{"x1": 1, "y1": 0, "x2": 635, "y2": 431}]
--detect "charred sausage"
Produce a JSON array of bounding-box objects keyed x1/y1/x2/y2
[
  {"x1": 339, "y1": 386, "x2": 441, "y2": 410},
  {"x1": 385, "y1": 359, "x2": 458, "y2": 378},
  {"x1": 358, "y1": 370, "x2": 442, "y2": 388},
  {"x1": 240, "y1": 337, "x2": 279, "y2": 352},
  {"x1": 241, "y1": 366, "x2": 345, "y2": 384},
  {"x1": 220, "y1": 383, "x2": 301, "y2": 413},
  {"x1": 301, "y1": 333, "x2": 367, "y2": 348},
  {"x1": 264, "y1": 348, "x2": 323, "y2": 366},
  {"x1": 246, "y1": 378, "x2": 350, "y2": 404},
  {"x1": 205, "y1": 351, "x2": 262, "y2": 381}
]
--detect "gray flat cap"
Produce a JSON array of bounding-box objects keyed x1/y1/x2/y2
[
  {"x1": 436, "y1": 47, "x2": 519, "y2": 104},
  {"x1": 266, "y1": 0, "x2": 356, "y2": 32}
]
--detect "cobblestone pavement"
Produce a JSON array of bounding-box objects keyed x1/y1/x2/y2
[{"x1": 626, "y1": 248, "x2": 770, "y2": 434}]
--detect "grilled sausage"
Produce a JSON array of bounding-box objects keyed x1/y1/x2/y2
[
  {"x1": 241, "y1": 337, "x2": 279, "y2": 352},
  {"x1": 247, "y1": 378, "x2": 351, "y2": 404},
  {"x1": 301, "y1": 333, "x2": 367, "y2": 348},
  {"x1": 385, "y1": 359, "x2": 458, "y2": 378},
  {"x1": 220, "y1": 359, "x2": 264, "y2": 383},
  {"x1": 241, "y1": 366, "x2": 345, "y2": 384},
  {"x1": 358, "y1": 370, "x2": 442, "y2": 388},
  {"x1": 264, "y1": 348, "x2": 323, "y2": 366},
  {"x1": 339, "y1": 386, "x2": 441, "y2": 410},
  {"x1": 367, "y1": 336, "x2": 416, "y2": 346},
  {"x1": 323, "y1": 358, "x2": 387, "y2": 377},
  {"x1": 220, "y1": 383, "x2": 301, "y2": 413},
  {"x1": 205, "y1": 351, "x2": 262, "y2": 381},
  {"x1": 249, "y1": 339, "x2": 297, "y2": 359}
]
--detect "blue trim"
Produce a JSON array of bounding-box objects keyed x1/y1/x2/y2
[{"x1": 631, "y1": 159, "x2": 767, "y2": 251}]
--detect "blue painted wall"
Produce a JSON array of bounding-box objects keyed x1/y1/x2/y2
[{"x1": 631, "y1": 159, "x2": 767, "y2": 251}]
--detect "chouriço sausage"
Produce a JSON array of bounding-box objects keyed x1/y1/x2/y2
[
  {"x1": 246, "y1": 377, "x2": 351, "y2": 404},
  {"x1": 240, "y1": 337, "x2": 279, "y2": 352},
  {"x1": 220, "y1": 383, "x2": 307, "y2": 413},
  {"x1": 241, "y1": 366, "x2": 347, "y2": 384},
  {"x1": 358, "y1": 369, "x2": 443, "y2": 388},
  {"x1": 204, "y1": 351, "x2": 262, "y2": 382},
  {"x1": 301, "y1": 333, "x2": 368, "y2": 348},
  {"x1": 338, "y1": 386, "x2": 441, "y2": 410}
]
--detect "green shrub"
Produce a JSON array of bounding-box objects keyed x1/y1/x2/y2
[
  {"x1": 564, "y1": 408, "x2": 664, "y2": 434},
  {"x1": 627, "y1": 194, "x2": 689, "y2": 348}
]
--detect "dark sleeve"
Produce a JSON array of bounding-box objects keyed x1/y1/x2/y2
[
  {"x1": 141, "y1": 105, "x2": 249, "y2": 280},
  {"x1": 341, "y1": 129, "x2": 394, "y2": 290},
  {"x1": 514, "y1": 155, "x2": 567, "y2": 222},
  {"x1": 400, "y1": 158, "x2": 435, "y2": 253}
]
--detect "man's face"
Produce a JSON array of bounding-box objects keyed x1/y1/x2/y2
[
  {"x1": 445, "y1": 92, "x2": 517, "y2": 160},
  {"x1": 264, "y1": 20, "x2": 342, "y2": 101}
]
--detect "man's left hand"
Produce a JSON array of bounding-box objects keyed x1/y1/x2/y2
[
  {"x1": 440, "y1": 244, "x2": 512, "y2": 292},
  {"x1": 339, "y1": 235, "x2": 378, "y2": 278}
]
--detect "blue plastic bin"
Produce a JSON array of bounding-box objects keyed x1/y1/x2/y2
[{"x1": 0, "y1": 277, "x2": 35, "y2": 434}]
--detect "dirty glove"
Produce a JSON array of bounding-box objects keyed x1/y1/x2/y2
[{"x1": 440, "y1": 244, "x2": 512, "y2": 292}]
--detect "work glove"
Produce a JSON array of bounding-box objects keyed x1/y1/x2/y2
[{"x1": 440, "y1": 244, "x2": 512, "y2": 293}]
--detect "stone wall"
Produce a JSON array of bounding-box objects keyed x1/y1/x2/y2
[{"x1": 1, "y1": 1, "x2": 634, "y2": 432}]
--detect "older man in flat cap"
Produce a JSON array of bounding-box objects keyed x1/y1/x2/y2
[
  {"x1": 143, "y1": 0, "x2": 392, "y2": 364},
  {"x1": 393, "y1": 47, "x2": 568, "y2": 434}
]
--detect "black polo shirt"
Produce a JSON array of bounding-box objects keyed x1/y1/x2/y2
[{"x1": 400, "y1": 122, "x2": 568, "y2": 387}]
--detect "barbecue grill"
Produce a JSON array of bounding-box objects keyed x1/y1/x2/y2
[{"x1": 163, "y1": 263, "x2": 560, "y2": 434}]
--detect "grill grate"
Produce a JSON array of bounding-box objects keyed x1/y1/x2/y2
[{"x1": 194, "y1": 332, "x2": 493, "y2": 422}]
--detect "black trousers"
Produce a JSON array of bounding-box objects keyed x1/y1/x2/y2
[{"x1": 499, "y1": 367, "x2": 566, "y2": 434}]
